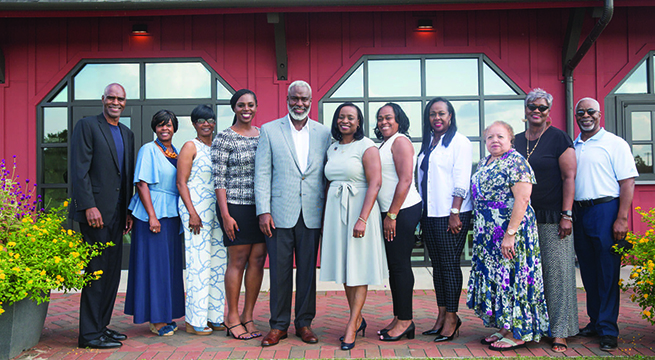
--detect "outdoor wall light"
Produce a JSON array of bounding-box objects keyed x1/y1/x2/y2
[
  {"x1": 132, "y1": 24, "x2": 149, "y2": 35},
  {"x1": 416, "y1": 19, "x2": 434, "y2": 32}
]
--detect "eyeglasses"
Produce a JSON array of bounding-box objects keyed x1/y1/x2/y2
[
  {"x1": 196, "y1": 118, "x2": 216, "y2": 124},
  {"x1": 576, "y1": 108, "x2": 598, "y2": 117},
  {"x1": 527, "y1": 103, "x2": 549, "y2": 112}
]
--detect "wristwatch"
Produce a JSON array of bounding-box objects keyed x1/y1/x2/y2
[
  {"x1": 561, "y1": 210, "x2": 573, "y2": 217},
  {"x1": 507, "y1": 228, "x2": 517, "y2": 236},
  {"x1": 386, "y1": 213, "x2": 397, "y2": 220},
  {"x1": 450, "y1": 208, "x2": 460, "y2": 215}
]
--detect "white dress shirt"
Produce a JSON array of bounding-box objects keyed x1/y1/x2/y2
[
  {"x1": 289, "y1": 115, "x2": 310, "y2": 173},
  {"x1": 417, "y1": 132, "x2": 473, "y2": 217}
]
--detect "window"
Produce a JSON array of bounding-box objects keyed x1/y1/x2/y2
[
  {"x1": 38, "y1": 59, "x2": 235, "y2": 268},
  {"x1": 38, "y1": 59, "x2": 235, "y2": 209},
  {"x1": 606, "y1": 52, "x2": 655, "y2": 181},
  {"x1": 320, "y1": 54, "x2": 526, "y2": 170},
  {"x1": 320, "y1": 54, "x2": 525, "y2": 265}
]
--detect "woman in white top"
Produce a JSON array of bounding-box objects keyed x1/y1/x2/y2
[
  {"x1": 417, "y1": 97, "x2": 473, "y2": 342},
  {"x1": 374, "y1": 103, "x2": 423, "y2": 341}
]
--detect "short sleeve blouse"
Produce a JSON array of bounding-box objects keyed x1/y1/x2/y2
[{"x1": 515, "y1": 126, "x2": 573, "y2": 223}]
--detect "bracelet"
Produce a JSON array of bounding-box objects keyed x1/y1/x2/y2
[
  {"x1": 358, "y1": 216, "x2": 367, "y2": 224},
  {"x1": 561, "y1": 214, "x2": 573, "y2": 222}
]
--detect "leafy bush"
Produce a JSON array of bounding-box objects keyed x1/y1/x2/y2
[
  {"x1": 617, "y1": 206, "x2": 655, "y2": 325},
  {"x1": 0, "y1": 157, "x2": 111, "y2": 315}
]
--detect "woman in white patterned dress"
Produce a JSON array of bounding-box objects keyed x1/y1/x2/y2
[{"x1": 177, "y1": 105, "x2": 227, "y2": 335}]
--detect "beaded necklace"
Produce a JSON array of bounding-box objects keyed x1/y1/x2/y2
[{"x1": 155, "y1": 138, "x2": 178, "y2": 159}]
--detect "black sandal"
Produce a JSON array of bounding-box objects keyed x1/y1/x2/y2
[
  {"x1": 223, "y1": 322, "x2": 253, "y2": 340},
  {"x1": 242, "y1": 320, "x2": 262, "y2": 338}
]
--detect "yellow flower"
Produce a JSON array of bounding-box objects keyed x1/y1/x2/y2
[
  {"x1": 71, "y1": 252, "x2": 79, "y2": 258},
  {"x1": 636, "y1": 206, "x2": 642, "y2": 210},
  {"x1": 40, "y1": 270, "x2": 46, "y2": 276},
  {"x1": 618, "y1": 279, "x2": 624, "y2": 286},
  {"x1": 0, "y1": 309, "x2": 4, "y2": 315},
  {"x1": 645, "y1": 294, "x2": 650, "y2": 299},
  {"x1": 644, "y1": 310, "x2": 652, "y2": 317},
  {"x1": 0, "y1": 274, "x2": 5, "y2": 280},
  {"x1": 54, "y1": 256, "x2": 61, "y2": 264},
  {"x1": 11, "y1": 267, "x2": 20, "y2": 272},
  {"x1": 64, "y1": 201, "x2": 69, "y2": 207},
  {"x1": 25, "y1": 267, "x2": 30, "y2": 272},
  {"x1": 52, "y1": 239, "x2": 57, "y2": 244},
  {"x1": 27, "y1": 280, "x2": 33, "y2": 285},
  {"x1": 67, "y1": 229, "x2": 73, "y2": 236},
  {"x1": 6, "y1": 241, "x2": 16, "y2": 247},
  {"x1": 69, "y1": 242, "x2": 74, "y2": 248},
  {"x1": 93, "y1": 270, "x2": 104, "y2": 275},
  {"x1": 13, "y1": 254, "x2": 19, "y2": 259}
]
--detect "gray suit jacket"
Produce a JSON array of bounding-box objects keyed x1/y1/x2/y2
[{"x1": 255, "y1": 115, "x2": 332, "y2": 229}]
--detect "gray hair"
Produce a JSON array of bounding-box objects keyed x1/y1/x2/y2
[
  {"x1": 484, "y1": 120, "x2": 515, "y2": 145},
  {"x1": 575, "y1": 97, "x2": 600, "y2": 110},
  {"x1": 288, "y1": 80, "x2": 312, "y2": 97},
  {"x1": 525, "y1": 88, "x2": 553, "y2": 107}
]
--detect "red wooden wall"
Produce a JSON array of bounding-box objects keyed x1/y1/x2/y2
[{"x1": 1, "y1": 6, "x2": 655, "y2": 233}]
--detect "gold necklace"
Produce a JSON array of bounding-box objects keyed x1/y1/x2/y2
[{"x1": 526, "y1": 126, "x2": 547, "y2": 161}]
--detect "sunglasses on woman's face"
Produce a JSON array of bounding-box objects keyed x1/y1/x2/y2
[
  {"x1": 575, "y1": 108, "x2": 598, "y2": 117},
  {"x1": 527, "y1": 103, "x2": 549, "y2": 112},
  {"x1": 196, "y1": 118, "x2": 216, "y2": 124}
]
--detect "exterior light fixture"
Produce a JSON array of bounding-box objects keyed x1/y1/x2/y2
[
  {"x1": 416, "y1": 19, "x2": 434, "y2": 32},
  {"x1": 132, "y1": 24, "x2": 148, "y2": 35}
]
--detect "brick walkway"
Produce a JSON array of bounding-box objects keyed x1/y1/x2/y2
[{"x1": 17, "y1": 289, "x2": 655, "y2": 359}]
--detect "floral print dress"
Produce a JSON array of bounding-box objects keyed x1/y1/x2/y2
[{"x1": 466, "y1": 149, "x2": 549, "y2": 342}]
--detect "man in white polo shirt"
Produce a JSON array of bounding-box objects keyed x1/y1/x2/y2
[{"x1": 573, "y1": 97, "x2": 638, "y2": 352}]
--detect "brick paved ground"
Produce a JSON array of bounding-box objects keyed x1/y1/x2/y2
[{"x1": 16, "y1": 289, "x2": 655, "y2": 359}]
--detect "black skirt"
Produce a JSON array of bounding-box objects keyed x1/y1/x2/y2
[{"x1": 217, "y1": 203, "x2": 266, "y2": 247}]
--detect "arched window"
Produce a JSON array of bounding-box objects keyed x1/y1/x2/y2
[
  {"x1": 319, "y1": 54, "x2": 526, "y2": 168},
  {"x1": 38, "y1": 59, "x2": 235, "y2": 209},
  {"x1": 606, "y1": 52, "x2": 655, "y2": 181}
]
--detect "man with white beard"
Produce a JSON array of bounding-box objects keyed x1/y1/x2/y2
[
  {"x1": 255, "y1": 80, "x2": 332, "y2": 346},
  {"x1": 572, "y1": 97, "x2": 637, "y2": 352}
]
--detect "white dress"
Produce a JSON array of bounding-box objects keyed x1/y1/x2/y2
[
  {"x1": 177, "y1": 139, "x2": 227, "y2": 328},
  {"x1": 320, "y1": 137, "x2": 388, "y2": 286}
]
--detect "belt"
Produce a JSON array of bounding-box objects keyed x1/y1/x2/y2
[{"x1": 575, "y1": 196, "x2": 617, "y2": 208}]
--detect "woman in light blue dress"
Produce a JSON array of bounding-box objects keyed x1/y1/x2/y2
[
  {"x1": 320, "y1": 102, "x2": 386, "y2": 351},
  {"x1": 177, "y1": 105, "x2": 227, "y2": 335},
  {"x1": 125, "y1": 110, "x2": 185, "y2": 337}
]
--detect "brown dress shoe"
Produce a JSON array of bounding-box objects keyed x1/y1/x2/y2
[
  {"x1": 261, "y1": 329, "x2": 288, "y2": 347},
  {"x1": 296, "y1": 326, "x2": 319, "y2": 344}
]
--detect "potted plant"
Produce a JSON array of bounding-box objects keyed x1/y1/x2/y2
[
  {"x1": 617, "y1": 206, "x2": 655, "y2": 325},
  {"x1": 0, "y1": 156, "x2": 111, "y2": 360}
]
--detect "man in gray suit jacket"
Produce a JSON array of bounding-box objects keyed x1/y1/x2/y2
[
  {"x1": 255, "y1": 80, "x2": 332, "y2": 346},
  {"x1": 70, "y1": 83, "x2": 135, "y2": 349}
]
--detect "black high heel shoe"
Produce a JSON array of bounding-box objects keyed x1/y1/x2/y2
[
  {"x1": 433, "y1": 317, "x2": 461, "y2": 343},
  {"x1": 379, "y1": 321, "x2": 415, "y2": 341},
  {"x1": 339, "y1": 318, "x2": 366, "y2": 341},
  {"x1": 422, "y1": 327, "x2": 442, "y2": 336},
  {"x1": 340, "y1": 337, "x2": 356, "y2": 350}
]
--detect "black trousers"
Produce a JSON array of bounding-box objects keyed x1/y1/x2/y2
[
  {"x1": 423, "y1": 211, "x2": 472, "y2": 313},
  {"x1": 266, "y1": 211, "x2": 321, "y2": 330},
  {"x1": 78, "y1": 212, "x2": 124, "y2": 344},
  {"x1": 381, "y1": 202, "x2": 422, "y2": 320}
]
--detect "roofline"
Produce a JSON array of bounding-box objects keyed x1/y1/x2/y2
[{"x1": 0, "y1": 0, "x2": 649, "y2": 18}]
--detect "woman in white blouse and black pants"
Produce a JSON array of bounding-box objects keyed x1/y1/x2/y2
[
  {"x1": 417, "y1": 97, "x2": 473, "y2": 342},
  {"x1": 374, "y1": 103, "x2": 423, "y2": 341}
]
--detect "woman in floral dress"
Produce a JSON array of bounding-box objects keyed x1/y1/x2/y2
[{"x1": 466, "y1": 121, "x2": 549, "y2": 351}]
